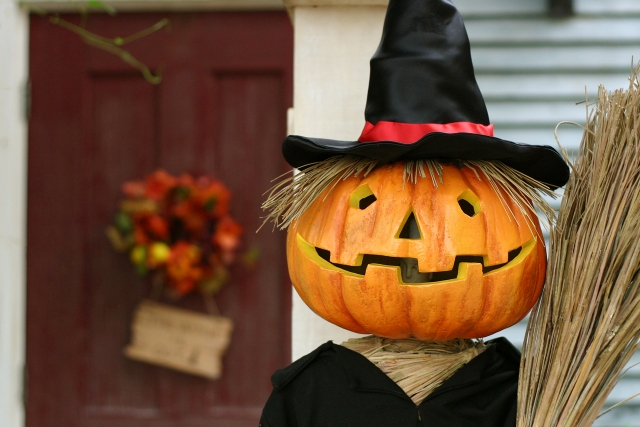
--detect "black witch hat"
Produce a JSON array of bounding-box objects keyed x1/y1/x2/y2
[{"x1": 282, "y1": 0, "x2": 569, "y2": 189}]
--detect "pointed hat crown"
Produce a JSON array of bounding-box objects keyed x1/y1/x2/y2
[{"x1": 361, "y1": 0, "x2": 491, "y2": 142}]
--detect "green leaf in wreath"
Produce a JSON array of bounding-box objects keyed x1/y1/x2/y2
[
  {"x1": 242, "y1": 246, "x2": 261, "y2": 267},
  {"x1": 174, "y1": 186, "x2": 191, "y2": 201},
  {"x1": 199, "y1": 269, "x2": 229, "y2": 296},
  {"x1": 135, "y1": 264, "x2": 148, "y2": 277},
  {"x1": 114, "y1": 211, "x2": 134, "y2": 234},
  {"x1": 203, "y1": 197, "x2": 217, "y2": 213}
]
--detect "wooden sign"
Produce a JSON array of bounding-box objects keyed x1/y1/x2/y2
[{"x1": 124, "y1": 300, "x2": 234, "y2": 379}]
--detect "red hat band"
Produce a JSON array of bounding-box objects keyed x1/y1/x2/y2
[{"x1": 358, "y1": 121, "x2": 495, "y2": 144}]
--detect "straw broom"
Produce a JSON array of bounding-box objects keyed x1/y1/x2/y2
[{"x1": 518, "y1": 65, "x2": 640, "y2": 427}]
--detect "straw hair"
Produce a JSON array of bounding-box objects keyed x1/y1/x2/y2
[
  {"x1": 261, "y1": 157, "x2": 557, "y2": 231},
  {"x1": 518, "y1": 65, "x2": 640, "y2": 427},
  {"x1": 342, "y1": 336, "x2": 485, "y2": 405},
  {"x1": 260, "y1": 156, "x2": 377, "y2": 230}
]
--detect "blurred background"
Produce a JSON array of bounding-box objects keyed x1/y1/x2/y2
[{"x1": 1, "y1": 0, "x2": 640, "y2": 426}]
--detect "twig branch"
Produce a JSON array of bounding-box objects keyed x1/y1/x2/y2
[{"x1": 44, "y1": 10, "x2": 169, "y2": 84}]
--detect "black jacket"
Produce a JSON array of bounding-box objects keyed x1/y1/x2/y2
[{"x1": 260, "y1": 338, "x2": 520, "y2": 427}]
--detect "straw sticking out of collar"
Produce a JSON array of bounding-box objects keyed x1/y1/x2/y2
[{"x1": 341, "y1": 336, "x2": 485, "y2": 405}]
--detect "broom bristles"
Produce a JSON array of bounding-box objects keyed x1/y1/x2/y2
[{"x1": 518, "y1": 64, "x2": 640, "y2": 427}]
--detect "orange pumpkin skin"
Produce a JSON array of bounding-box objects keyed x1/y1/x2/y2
[{"x1": 287, "y1": 162, "x2": 546, "y2": 341}]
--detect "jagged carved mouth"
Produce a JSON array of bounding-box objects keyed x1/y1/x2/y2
[{"x1": 303, "y1": 236, "x2": 535, "y2": 284}]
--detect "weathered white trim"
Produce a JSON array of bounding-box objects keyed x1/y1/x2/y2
[
  {"x1": 0, "y1": 1, "x2": 28, "y2": 427},
  {"x1": 578, "y1": 0, "x2": 640, "y2": 14},
  {"x1": 21, "y1": 0, "x2": 284, "y2": 12},
  {"x1": 467, "y1": 18, "x2": 640, "y2": 44}
]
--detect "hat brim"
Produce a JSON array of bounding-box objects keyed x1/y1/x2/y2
[{"x1": 283, "y1": 132, "x2": 570, "y2": 189}]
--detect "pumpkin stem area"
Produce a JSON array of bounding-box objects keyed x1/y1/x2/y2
[{"x1": 341, "y1": 336, "x2": 485, "y2": 405}]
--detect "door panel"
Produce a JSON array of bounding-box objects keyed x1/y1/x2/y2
[
  {"x1": 84, "y1": 76, "x2": 160, "y2": 414},
  {"x1": 28, "y1": 12, "x2": 292, "y2": 427}
]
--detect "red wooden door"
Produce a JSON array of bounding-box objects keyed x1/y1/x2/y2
[{"x1": 27, "y1": 12, "x2": 292, "y2": 427}]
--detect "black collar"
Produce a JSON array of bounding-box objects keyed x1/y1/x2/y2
[
  {"x1": 333, "y1": 337, "x2": 519, "y2": 404},
  {"x1": 272, "y1": 337, "x2": 520, "y2": 406}
]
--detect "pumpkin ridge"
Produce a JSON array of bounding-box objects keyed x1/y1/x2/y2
[{"x1": 289, "y1": 223, "x2": 367, "y2": 332}]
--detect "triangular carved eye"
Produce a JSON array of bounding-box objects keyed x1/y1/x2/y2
[
  {"x1": 397, "y1": 210, "x2": 422, "y2": 240},
  {"x1": 457, "y1": 190, "x2": 481, "y2": 217},
  {"x1": 350, "y1": 184, "x2": 377, "y2": 210}
]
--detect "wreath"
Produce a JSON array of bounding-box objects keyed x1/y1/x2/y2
[{"x1": 107, "y1": 169, "x2": 243, "y2": 297}]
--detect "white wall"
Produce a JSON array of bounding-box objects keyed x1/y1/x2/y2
[{"x1": 0, "y1": 2, "x2": 28, "y2": 427}]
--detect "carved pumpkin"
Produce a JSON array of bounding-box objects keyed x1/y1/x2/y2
[{"x1": 287, "y1": 162, "x2": 546, "y2": 341}]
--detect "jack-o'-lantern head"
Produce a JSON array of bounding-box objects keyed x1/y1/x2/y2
[
  {"x1": 264, "y1": 0, "x2": 569, "y2": 341},
  {"x1": 286, "y1": 161, "x2": 546, "y2": 341}
]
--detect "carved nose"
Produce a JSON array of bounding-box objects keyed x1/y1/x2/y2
[{"x1": 398, "y1": 211, "x2": 422, "y2": 240}]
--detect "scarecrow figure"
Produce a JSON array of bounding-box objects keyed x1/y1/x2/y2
[{"x1": 260, "y1": 0, "x2": 569, "y2": 426}]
